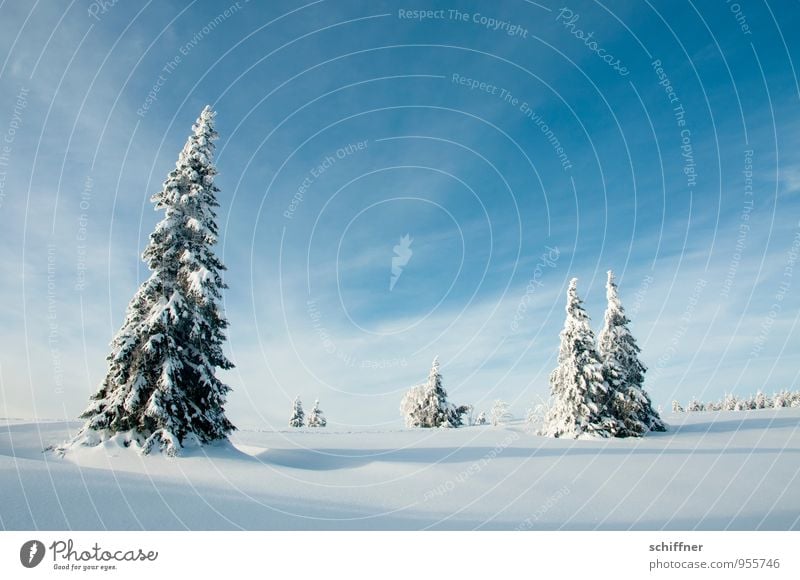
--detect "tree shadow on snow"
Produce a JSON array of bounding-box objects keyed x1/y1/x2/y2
[{"x1": 253, "y1": 443, "x2": 799, "y2": 470}]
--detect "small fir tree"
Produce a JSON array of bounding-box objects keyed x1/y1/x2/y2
[
  {"x1": 723, "y1": 393, "x2": 738, "y2": 411},
  {"x1": 773, "y1": 391, "x2": 789, "y2": 408},
  {"x1": 289, "y1": 396, "x2": 305, "y2": 428},
  {"x1": 687, "y1": 399, "x2": 703, "y2": 412},
  {"x1": 306, "y1": 399, "x2": 327, "y2": 427},
  {"x1": 491, "y1": 400, "x2": 512, "y2": 426},
  {"x1": 525, "y1": 399, "x2": 549, "y2": 432},
  {"x1": 400, "y1": 357, "x2": 465, "y2": 427}
]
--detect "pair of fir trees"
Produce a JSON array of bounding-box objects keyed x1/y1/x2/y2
[
  {"x1": 288, "y1": 397, "x2": 327, "y2": 428},
  {"x1": 542, "y1": 275, "x2": 666, "y2": 438}
]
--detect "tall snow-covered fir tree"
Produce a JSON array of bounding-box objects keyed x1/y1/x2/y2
[
  {"x1": 598, "y1": 270, "x2": 666, "y2": 436},
  {"x1": 541, "y1": 278, "x2": 615, "y2": 438},
  {"x1": 68, "y1": 106, "x2": 235, "y2": 456},
  {"x1": 289, "y1": 396, "x2": 305, "y2": 428},
  {"x1": 400, "y1": 357, "x2": 467, "y2": 428},
  {"x1": 306, "y1": 399, "x2": 327, "y2": 427}
]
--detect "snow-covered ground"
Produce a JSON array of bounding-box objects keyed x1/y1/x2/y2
[{"x1": 1, "y1": 409, "x2": 798, "y2": 530}]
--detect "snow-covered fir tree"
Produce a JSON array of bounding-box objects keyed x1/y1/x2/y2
[
  {"x1": 525, "y1": 397, "x2": 549, "y2": 432},
  {"x1": 687, "y1": 399, "x2": 704, "y2": 412},
  {"x1": 463, "y1": 404, "x2": 475, "y2": 426},
  {"x1": 306, "y1": 399, "x2": 327, "y2": 427},
  {"x1": 475, "y1": 411, "x2": 487, "y2": 425},
  {"x1": 774, "y1": 391, "x2": 790, "y2": 408},
  {"x1": 400, "y1": 357, "x2": 467, "y2": 428},
  {"x1": 491, "y1": 400, "x2": 512, "y2": 426},
  {"x1": 672, "y1": 400, "x2": 684, "y2": 413},
  {"x1": 597, "y1": 270, "x2": 666, "y2": 436},
  {"x1": 66, "y1": 106, "x2": 234, "y2": 456},
  {"x1": 541, "y1": 278, "x2": 615, "y2": 438},
  {"x1": 289, "y1": 396, "x2": 305, "y2": 428},
  {"x1": 400, "y1": 384, "x2": 426, "y2": 427}
]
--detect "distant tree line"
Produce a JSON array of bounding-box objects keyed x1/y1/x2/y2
[{"x1": 672, "y1": 390, "x2": 800, "y2": 413}]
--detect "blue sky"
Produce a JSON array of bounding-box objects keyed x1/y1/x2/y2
[{"x1": 0, "y1": 0, "x2": 799, "y2": 429}]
